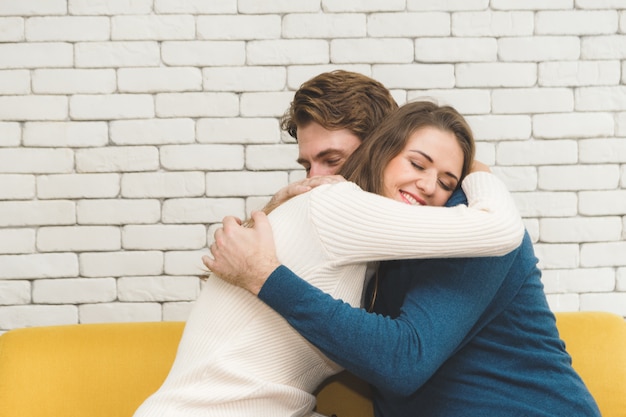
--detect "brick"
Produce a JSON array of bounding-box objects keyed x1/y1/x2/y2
[
  {"x1": 456, "y1": 63, "x2": 536, "y2": 87},
  {"x1": 0, "y1": 0, "x2": 66, "y2": 16},
  {"x1": 372, "y1": 64, "x2": 454, "y2": 89},
  {"x1": 240, "y1": 92, "x2": 293, "y2": 117},
  {"x1": 0, "y1": 253, "x2": 78, "y2": 279},
  {"x1": 80, "y1": 251, "x2": 163, "y2": 278},
  {"x1": 0, "y1": 95, "x2": 67, "y2": 121},
  {"x1": 164, "y1": 250, "x2": 206, "y2": 275},
  {"x1": 512, "y1": 192, "x2": 578, "y2": 217},
  {"x1": 122, "y1": 225, "x2": 206, "y2": 250},
  {"x1": 575, "y1": 86, "x2": 626, "y2": 111},
  {"x1": 536, "y1": 11, "x2": 618, "y2": 35},
  {"x1": 33, "y1": 278, "x2": 116, "y2": 304},
  {"x1": 0, "y1": 17, "x2": 22, "y2": 41},
  {"x1": 415, "y1": 38, "x2": 496, "y2": 62},
  {"x1": 0, "y1": 201, "x2": 75, "y2": 227},
  {"x1": 452, "y1": 11, "x2": 533, "y2": 36},
  {"x1": 407, "y1": 89, "x2": 491, "y2": 114},
  {"x1": 196, "y1": 118, "x2": 280, "y2": 144},
  {"x1": 0, "y1": 281, "x2": 30, "y2": 305},
  {"x1": 112, "y1": 15, "x2": 195, "y2": 40},
  {"x1": 324, "y1": 0, "x2": 405, "y2": 12},
  {"x1": 162, "y1": 198, "x2": 245, "y2": 224},
  {"x1": 160, "y1": 144, "x2": 244, "y2": 171},
  {"x1": 492, "y1": 88, "x2": 573, "y2": 114},
  {"x1": 498, "y1": 140, "x2": 577, "y2": 165},
  {"x1": 475, "y1": 142, "x2": 495, "y2": 165},
  {"x1": 156, "y1": 92, "x2": 239, "y2": 118},
  {"x1": 32, "y1": 69, "x2": 116, "y2": 94},
  {"x1": 465, "y1": 115, "x2": 532, "y2": 140},
  {"x1": 24, "y1": 121, "x2": 108, "y2": 147},
  {"x1": 38, "y1": 226, "x2": 120, "y2": 252},
  {"x1": 197, "y1": 15, "x2": 280, "y2": 40},
  {"x1": 0, "y1": 148, "x2": 73, "y2": 173},
  {"x1": 0, "y1": 42, "x2": 72, "y2": 69},
  {"x1": 618, "y1": 112, "x2": 626, "y2": 136},
  {"x1": 118, "y1": 67, "x2": 202, "y2": 93},
  {"x1": 0, "y1": 122, "x2": 20, "y2": 146},
  {"x1": 580, "y1": 138, "x2": 626, "y2": 163},
  {"x1": 246, "y1": 196, "x2": 274, "y2": 215},
  {"x1": 163, "y1": 302, "x2": 195, "y2": 321},
  {"x1": 491, "y1": 166, "x2": 537, "y2": 192},
  {"x1": 540, "y1": 217, "x2": 622, "y2": 243},
  {"x1": 581, "y1": 35, "x2": 626, "y2": 59},
  {"x1": 68, "y1": 0, "x2": 152, "y2": 15},
  {"x1": 332, "y1": 39, "x2": 412, "y2": 64},
  {"x1": 154, "y1": 0, "x2": 236, "y2": 13},
  {"x1": 581, "y1": 242, "x2": 626, "y2": 267},
  {"x1": 580, "y1": 293, "x2": 626, "y2": 316},
  {"x1": 498, "y1": 37, "x2": 580, "y2": 61},
  {"x1": 490, "y1": 0, "x2": 573, "y2": 10},
  {"x1": 118, "y1": 276, "x2": 200, "y2": 302},
  {"x1": 26, "y1": 17, "x2": 109, "y2": 41},
  {"x1": 0, "y1": 70, "x2": 29, "y2": 94},
  {"x1": 110, "y1": 119, "x2": 195, "y2": 145},
  {"x1": 542, "y1": 268, "x2": 615, "y2": 294},
  {"x1": 534, "y1": 243, "x2": 580, "y2": 269},
  {"x1": 75, "y1": 41, "x2": 160, "y2": 68},
  {"x1": 286, "y1": 64, "x2": 372, "y2": 89},
  {"x1": 121, "y1": 172, "x2": 205, "y2": 198},
  {"x1": 284, "y1": 13, "x2": 365, "y2": 38},
  {"x1": 76, "y1": 146, "x2": 159, "y2": 173},
  {"x1": 546, "y1": 294, "x2": 580, "y2": 313},
  {"x1": 538, "y1": 61, "x2": 621, "y2": 86},
  {"x1": 246, "y1": 144, "x2": 300, "y2": 170},
  {"x1": 0, "y1": 229, "x2": 35, "y2": 254},
  {"x1": 77, "y1": 199, "x2": 161, "y2": 225},
  {"x1": 70, "y1": 94, "x2": 154, "y2": 120},
  {"x1": 202, "y1": 66, "x2": 286, "y2": 92},
  {"x1": 239, "y1": 0, "x2": 319, "y2": 13},
  {"x1": 539, "y1": 165, "x2": 619, "y2": 191},
  {"x1": 533, "y1": 113, "x2": 614, "y2": 139},
  {"x1": 37, "y1": 173, "x2": 120, "y2": 199},
  {"x1": 578, "y1": 0, "x2": 626, "y2": 8},
  {"x1": 0, "y1": 305, "x2": 77, "y2": 331},
  {"x1": 111, "y1": 119, "x2": 194, "y2": 146},
  {"x1": 579, "y1": 190, "x2": 626, "y2": 216},
  {"x1": 249, "y1": 40, "x2": 329, "y2": 65},
  {"x1": 618, "y1": 268, "x2": 626, "y2": 291},
  {"x1": 79, "y1": 302, "x2": 162, "y2": 324},
  {"x1": 206, "y1": 171, "x2": 287, "y2": 196},
  {"x1": 407, "y1": 0, "x2": 488, "y2": 10},
  {"x1": 161, "y1": 41, "x2": 245, "y2": 66}
]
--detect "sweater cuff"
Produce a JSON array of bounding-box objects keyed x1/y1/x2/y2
[{"x1": 258, "y1": 264, "x2": 309, "y2": 318}]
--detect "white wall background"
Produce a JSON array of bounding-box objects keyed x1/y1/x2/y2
[{"x1": 0, "y1": 0, "x2": 625, "y2": 332}]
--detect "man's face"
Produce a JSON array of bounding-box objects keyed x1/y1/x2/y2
[{"x1": 296, "y1": 122, "x2": 361, "y2": 177}]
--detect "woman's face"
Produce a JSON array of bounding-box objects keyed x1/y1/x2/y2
[{"x1": 382, "y1": 126, "x2": 465, "y2": 207}]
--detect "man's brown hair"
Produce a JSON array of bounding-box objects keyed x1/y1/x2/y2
[{"x1": 281, "y1": 70, "x2": 398, "y2": 141}]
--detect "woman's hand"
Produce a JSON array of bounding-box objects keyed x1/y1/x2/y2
[
  {"x1": 203, "y1": 211, "x2": 280, "y2": 296},
  {"x1": 470, "y1": 160, "x2": 491, "y2": 173},
  {"x1": 266, "y1": 175, "x2": 346, "y2": 208}
]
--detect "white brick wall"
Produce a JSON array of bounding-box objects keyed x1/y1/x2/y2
[{"x1": 1, "y1": 1, "x2": 625, "y2": 331}]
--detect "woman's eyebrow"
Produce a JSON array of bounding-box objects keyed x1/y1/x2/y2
[{"x1": 409, "y1": 150, "x2": 460, "y2": 182}]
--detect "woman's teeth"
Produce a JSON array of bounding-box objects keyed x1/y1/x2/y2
[{"x1": 400, "y1": 191, "x2": 420, "y2": 205}]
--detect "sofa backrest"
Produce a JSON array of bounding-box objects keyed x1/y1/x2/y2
[{"x1": 0, "y1": 312, "x2": 624, "y2": 417}]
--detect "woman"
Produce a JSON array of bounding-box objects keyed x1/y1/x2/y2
[{"x1": 133, "y1": 102, "x2": 524, "y2": 417}]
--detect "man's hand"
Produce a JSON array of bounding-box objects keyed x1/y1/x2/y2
[
  {"x1": 202, "y1": 211, "x2": 280, "y2": 296},
  {"x1": 266, "y1": 175, "x2": 345, "y2": 208}
]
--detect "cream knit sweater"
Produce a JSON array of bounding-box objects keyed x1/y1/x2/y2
[{"x1": 133, "y1": 172, "x2": 524, "y2": 417}]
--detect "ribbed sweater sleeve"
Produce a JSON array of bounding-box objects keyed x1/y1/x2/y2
[{"x1": 307, "y1": 171, "x2": 524, "y2": 263}]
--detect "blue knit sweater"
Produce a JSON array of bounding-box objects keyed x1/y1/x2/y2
[{"x1": 258, "y1": 191, "x2": 600, "y2": 417}]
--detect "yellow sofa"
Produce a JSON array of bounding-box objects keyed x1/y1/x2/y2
[{"x1": 0, "y1": 312, "x2": 624, "y2": 417}]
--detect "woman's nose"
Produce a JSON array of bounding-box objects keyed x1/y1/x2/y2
[{"x1": 416, "y1": 172, "x2": 437, "y2": 195}]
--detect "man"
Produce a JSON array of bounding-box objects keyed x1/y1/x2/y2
[{"x1": 204, "y1": 72, "x2": 600, "y2": 416}]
